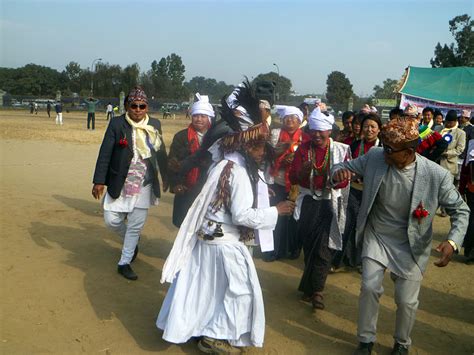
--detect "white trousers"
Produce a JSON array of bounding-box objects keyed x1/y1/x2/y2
[
  {"x1": 104, "y1": 208, "x2": 148, "y2": 265},
  {"x1": 357, "y1": 257, "x2": 421, "y2": 347},
  {"x1": 55, "y1": 113, "x2": 63, "y2": 125}
]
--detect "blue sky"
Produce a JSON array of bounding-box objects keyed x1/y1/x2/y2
[{"x1": 0, "y1": 0, "x2": 472, "y2": 96}]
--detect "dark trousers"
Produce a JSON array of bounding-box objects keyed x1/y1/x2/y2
[
  {"x1": 87, "y1": 113, "x2": 95, "y2": 130},
  {"x1": 332, "y1": 187, "x2": 363, "y2": 268},
  {"x1": 297, "y1": 197, "x2": 333, "y2": 296},
  {"x1": 463, "y1": 190, "x2": 474, "y2": 257},
  {"x1": 172, "y1": 188, "x2": 199, "y2": 228},
  {"x1": 106, "y1": 112, "x2": 113, "y2": 120},
  {"x1": 263, "y1": 184, "x2": 299, "y2": 260}
]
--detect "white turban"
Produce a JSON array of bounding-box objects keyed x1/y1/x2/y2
[
  {"x1": 308, "y1": 107, "x2": 334, "y2": 131},
  {"x1": 191, "y1": 93, "x2": 214, "y2": 122},
  {"x1": 275, "y1": 105, "x2": 303, "y2": 123}
]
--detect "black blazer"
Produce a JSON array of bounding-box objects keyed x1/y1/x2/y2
[{"x1": 93, "y1": 114, "x2": 168, "y2": 199}]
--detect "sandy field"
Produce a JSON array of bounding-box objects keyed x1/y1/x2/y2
[{"x1": 0, "y1": 109, "x2": 473, "y2": 355}]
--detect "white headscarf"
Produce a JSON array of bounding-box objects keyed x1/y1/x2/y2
[
  {"x1": 191, "y1": 93, "x2": 214, "y2": 123},
  {"x1": 308, "y1": 107, "x2": 334, "y2": 131},
  {"x1": 275, "y1": 105, "x2": 303, "y2": 123}
]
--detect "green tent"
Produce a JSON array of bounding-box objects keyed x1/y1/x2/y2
[{"x1": 398, "y1": 66, "x2": 474, "y2": 105}]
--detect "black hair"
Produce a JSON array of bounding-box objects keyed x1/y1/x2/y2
[
  {"x1": 445, "y1": 110, "x2": 458, "y2": 122},
  {"x1": 422, "y1": 107, "x2": 435, "y2": 115},
  {"x1": 361, "y1": 113, "x2": 382, "y2": 129},
  {"x1": 389, "y1": 107, "x2": 403, "y2": 119},
  {"x1": 433, "y1": 110, "x2": 443, "y2": 118},
  {"x1": 342, "y1": 111, "x2": 354, "y2": 122}
]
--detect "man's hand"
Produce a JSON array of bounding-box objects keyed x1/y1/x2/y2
[
  {"x1": 168, "y1": 158, "x2": 181, "y2": 173},
  {"x1": 92, "y1": 184, "x2": 105, "y2": 200},
  {"x1": 332, "y1": 168, "x2": 355, "y2": 183},
  {"x1": 276, "y1": 200, "x2": 296, "y2": 216},
  {"x1": 173, "y1": 184, "x2": 187, "y2": 195},
  {"x1": 434, "y1": 241, "x2": 455, "y2": 267}
]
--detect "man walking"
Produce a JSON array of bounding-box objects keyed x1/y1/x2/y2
[
  {"x1": 332, "y1": 116, "x2": 469, "y2": 355},
  {"x1": 92, "y1": 86, "x2": 168, "y2": 280}
]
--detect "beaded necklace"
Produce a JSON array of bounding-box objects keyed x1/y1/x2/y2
[
  {"x1": 310, "y1": 140, "x2": 330, "y2": 175},
  {"x1": 308, "y1": 140, "x2": 331, "y2": 197}
]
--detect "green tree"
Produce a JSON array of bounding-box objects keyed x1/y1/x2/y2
[
  {"x1": 326, "y1": 71, "x2": 353, "y2": 112},
  {"x1": 372, "y1": 78, "x2": 398, "y2": 99},
  {"x1": 0, "y1": 64, "x2": 64, "y2": 96},
  {"x1": 94, "y1": 62, "x2": 123, "y2": 97},
  {"x1": 63, "y1": 61, "x2": 83, "y2": 93},
  {"x1": 431, "y1": 14, "x2": 474, "y2": 67},
  {"x1": 121, "y1": 63, "x2": 140, "y2": 93},
  {"x1": 166, "y1": 53, "x2": 186, "y2": 99},
  {"x1": 184, "y1": 76, "x2": 234, "y2": 102},
  {"x1": 252, "y1": 72, "x2": 291, "y2": 102},
  {"x1": 150, "y1": 58, "x2": 170, "y2": 98}
]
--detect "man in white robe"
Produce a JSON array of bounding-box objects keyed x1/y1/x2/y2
[{"x1": 157, "y1": 81, "x2": 295, "y2": 353}]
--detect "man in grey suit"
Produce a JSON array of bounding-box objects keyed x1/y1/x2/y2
[{"x1": 332, "y1": 116, "x2": 469, "y2": 355}]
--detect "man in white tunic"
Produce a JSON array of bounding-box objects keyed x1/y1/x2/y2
[
  {"x1": 92, "y1": 87, "x2": 168, "y2": 280},
  {"x1": 157, "y1": 81, "x2": 295, "y2": 353},
  {"x1": 332, "y1": 117, "x2": 469, "y2": 355}
]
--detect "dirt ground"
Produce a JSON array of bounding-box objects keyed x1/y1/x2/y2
[{"x1": 0, "y1": 109, "x2": 473, "y2": 355}]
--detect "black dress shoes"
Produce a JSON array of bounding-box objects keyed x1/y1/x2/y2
[
  {"x1": 391, "y1": 343, "x2": 409, "y2": 355},
  {"x1": 117, "y1": 264, "x2": 138, "y2": 280},
  {"x1": 353, "y1": 342, "x2": 374, "y2": 355}
]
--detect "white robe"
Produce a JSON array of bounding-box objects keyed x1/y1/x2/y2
[{"x1": 157, "y1": 156, "x2": 278, "y2": 347}]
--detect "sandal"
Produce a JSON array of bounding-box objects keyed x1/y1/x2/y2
[{"x1": 311, "y1": 292, "x2": 325, "y2": 310}]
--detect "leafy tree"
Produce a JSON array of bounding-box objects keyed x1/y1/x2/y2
[
  {"x1": 326, "y1": 71, "x2": 353, "y2": 112},
  {"x1": 252, "y1": 72, "x2": 291, "y2": 102},
  {"x1": 372, "y1": 78, "x2": 398, "y2": 99},
  {"x1": 184, "y1": 76, "x2": 234, "y2": 102},
  {"x1": 93, "y1": 63, "x2": 123, "y2": 97},
  {"x1": 63, "y1": 61, "x2": 83, "y2": 93},
  {"x1": 166, "y1": 53, "x2": 186, "y2": 99},
  {"x1": 431, "y1": 14, "x2": 474, "y2": 67},
  {"x1": 150, "y1": 58, "x2": 170, "y2": 97},
  {"x1": 121, "y1": 63, "x2": 140, "y2": 93},
  {"x1": 0, "y1": 64, "x2": 64, "y2": 96}
]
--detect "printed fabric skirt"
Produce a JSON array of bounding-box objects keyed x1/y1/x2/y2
[{"x1": 156, "y1": 235, "x2": 265, "y2": 347}]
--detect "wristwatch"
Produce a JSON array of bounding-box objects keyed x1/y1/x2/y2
[{"x1": 447, "y1": 239, "x2": 458, "y2": 253}]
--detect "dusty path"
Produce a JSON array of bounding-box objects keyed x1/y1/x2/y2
[{"x1": 0, "y1": 110, "x2": 473, "y2": 354}]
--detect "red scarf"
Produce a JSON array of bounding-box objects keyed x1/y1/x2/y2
[
  {"x1": 186, "y1": 125, "x2": 201, "y2": 188},
  {"x1": 272, "y1": 129, "x2": 303, "y2": 192}
]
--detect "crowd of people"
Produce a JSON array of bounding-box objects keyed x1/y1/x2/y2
[{"x1": 91, "y1": 84, "x2": 472, "y2": 355}]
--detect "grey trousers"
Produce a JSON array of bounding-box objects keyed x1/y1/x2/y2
[
  {"x1": 104, "y1": 208, "x2": 148, "y2": 265},
  {"x1": 357, "y1": 257, "x2": 421, "y2": 347}
]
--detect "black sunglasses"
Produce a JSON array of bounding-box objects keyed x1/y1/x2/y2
[
  {"x1": 383, "y1": 144, "x2": 416, "y2": 155},
  {"x1": 130, "y1": 103, "x2": 147, "y2": 110}
]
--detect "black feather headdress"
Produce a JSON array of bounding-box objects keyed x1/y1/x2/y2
[{"x1": 219, "y1": 78, "x2": 269, "y2": 153}]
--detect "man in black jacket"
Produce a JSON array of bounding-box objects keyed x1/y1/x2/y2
[{"x1": 92, "y1": 87, "x2": 168, "y2": 280}]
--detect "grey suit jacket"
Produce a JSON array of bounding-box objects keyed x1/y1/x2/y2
[{"x1": 332, "y1": 147, "x2": 469, "y2": 272}]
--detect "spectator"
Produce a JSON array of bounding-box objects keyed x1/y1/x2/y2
[
  {"x1": 338, "y1": 111, "x2": 355, "y2": 143},
  {"x1": 55, "y1": 101, "x2": 63, "y2": 125},
  {"x1": 46, "y1": 101, "x2": 52, "y2": 118},
  {"x1": 439, "y1": 110, "x2": 466, "y2": 216},
  {"x1": 106, "y1": 102, "x2": 114, "y2": 121},
  {"x1": 433, "y1": 110, "x2": 444, "y2": 132},
  {"x1": 168, "y1": 94, "x2": 213, "y2": 227},
  {"x1": 84, "y1": 97, "x2": 99, "y2": 130}
]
